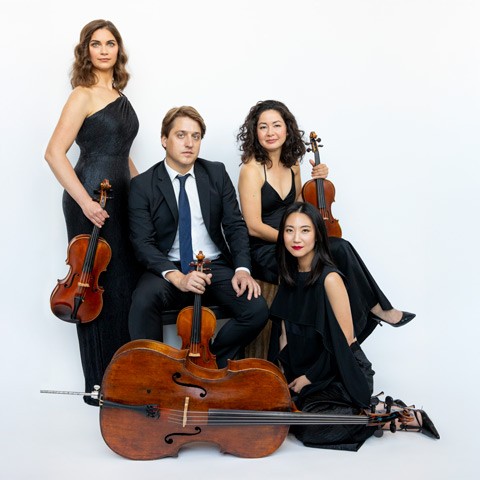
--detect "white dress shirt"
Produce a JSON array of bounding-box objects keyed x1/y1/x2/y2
[{"x1": 164, "y1": 161, "x2": 221, "y2": 265}]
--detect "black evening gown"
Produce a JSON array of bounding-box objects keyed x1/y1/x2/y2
[
  {"x1": 249, "y1": 170, "x2": 393, "y2": 342},
  {"x1": 269, "y1": 268, "x2": 377, "y2": 451},
  {"x1": 62, "y1": 94, "x2": 139, "y2": 401}
]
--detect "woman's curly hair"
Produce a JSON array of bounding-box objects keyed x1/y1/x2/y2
[
  {"x1": 70, "y1": 19, "x2": 129, "y2": 90},
  {"x1": 237, "y1": 100, "x2": 306, "y2": 168}
]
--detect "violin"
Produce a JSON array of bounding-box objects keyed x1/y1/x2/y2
[
  {"x1": 41, "y1": 340, "x2": 411, "y2": 460},
  {"x1": 176, "y1": 251, "x2": 217, "y2": 368},
  {"x1": 302, "y1": 132, "x2": 342, "y2": 238},
  {"x1": 50, "y1": 179, "x2": 112, "y2": 323}
]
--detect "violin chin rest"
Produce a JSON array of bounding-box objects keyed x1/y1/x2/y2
[{"x1": 51, "y1": 303, "x2": 78, "y2": 323}]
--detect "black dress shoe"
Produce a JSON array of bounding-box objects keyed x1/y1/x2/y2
[
  {"x1": 400, "y1": 409, "x2": 440, "y2": 439},
  {"x1": 372, "y1": 311, "x2": 416, "y2": 328}
]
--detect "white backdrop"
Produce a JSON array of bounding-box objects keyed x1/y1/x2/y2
[{"x1": 1, "y1": 1, "x2": 479, "y2": 479}]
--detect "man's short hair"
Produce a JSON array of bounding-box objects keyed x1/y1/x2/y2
[{"x1": 161, "y1": 106, "x2": 207, "y2": 138}]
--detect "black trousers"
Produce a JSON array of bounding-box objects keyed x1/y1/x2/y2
[{"x1": 128, "y1": 258, "x2": 269, "y2": 367}]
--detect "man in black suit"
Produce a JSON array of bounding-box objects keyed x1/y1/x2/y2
[{"x1": 128, "y1": 106, "x2": 268, "y2": 367}]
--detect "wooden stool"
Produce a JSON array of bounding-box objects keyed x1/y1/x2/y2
[{"x1": 244, "y1": 280, "x2": 278, "y2": 360}]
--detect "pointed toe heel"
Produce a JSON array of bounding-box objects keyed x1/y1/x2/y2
[
  {"x1": 372, "y1": 311, "x2": 416, "y2": 328},
  {"x1": 400, "y1": 409, "x2": 440, "y2": 440}
]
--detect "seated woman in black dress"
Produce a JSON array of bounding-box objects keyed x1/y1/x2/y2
[
  {"x1": 237, "y1": 99, "x2": 414, "y2": 341},
  {"x1": 269, "y1": 202, "x2": 439, "y2": 450}
]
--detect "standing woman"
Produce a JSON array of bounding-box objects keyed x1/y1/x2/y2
[
  {"x1": 45, "y1": 20, "x2": 139, "y2": 404},
  {"x1": 237, "y1": 99, "x2": 414, "y2": 342},
  {"x1": 269, "y1": 202, "x2": 439, "y2": 450}
]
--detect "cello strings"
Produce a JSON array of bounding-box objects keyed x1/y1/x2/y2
[
  {"x1": 165, "y1": 410, "x2": 369, "y2": 426},
  {"x1": 103, "y1": 402, "x2": 402, "y2": 426}
]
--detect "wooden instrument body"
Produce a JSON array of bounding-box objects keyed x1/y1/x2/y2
[
  {"x1": 50, "y1": 178, "x2": 112, "y2": 323},
  {"x1": 175, "y1": 251, "x2": 218, "y2": 368},
  {"x1": 100, "y1": 340, "x2": 292, "y2": 460},
  {"x1": 50, "y1": 234, "x2": 111, "y2": 323},
  {"x1": 302, "y1": 132, "x2": 342, "y2": 238},
  {"x1": 302, "y1": 179, "x2": 342, "y2": 237},
  {"x1": 177, "y1": 305, "x2": 218, "y2": 368}
]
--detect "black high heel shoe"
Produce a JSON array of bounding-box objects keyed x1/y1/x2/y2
[
  {"x1": 399, "y1": 408, "x2": 440, "y2": 439},
  {"x1": 371, "y1": 311, "x2": 416, "y2": 328}
]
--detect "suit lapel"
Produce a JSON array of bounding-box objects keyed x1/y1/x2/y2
[
  {"x1": 194, "y1": 162, "x2": 211, "y2": 230},
  {"x1": 156, "y1": 161, "x2": 178, "y2": 222}
]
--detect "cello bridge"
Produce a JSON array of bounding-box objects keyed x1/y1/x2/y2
[{"x1": 183, "y1": 397, "x2": 190, "y2": 427}]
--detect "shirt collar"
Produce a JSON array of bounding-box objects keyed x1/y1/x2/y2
[{"x1": 164, "y1": 159, "x2": 195, "y2": 183}]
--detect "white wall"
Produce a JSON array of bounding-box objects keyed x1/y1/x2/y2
[{"x1": 1, "y1": 1, "x2": 479, "y2": 478}]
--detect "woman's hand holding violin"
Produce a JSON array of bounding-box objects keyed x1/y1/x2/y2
[
  {"x1": 82, "y1": 198, "x2": 110, "y2": 228},
  {"x1": 309, "y1": 159, "x2": 329, "y2": 180}
]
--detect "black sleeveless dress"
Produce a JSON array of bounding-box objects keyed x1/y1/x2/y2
[
  {"x1": 249, "y1": 168, "x2": 392, "y2": 342},
  {"x1": 62, "y1": 94, "x2": 139, "y2": 402},
  {"x1": 269, "y1": 268, "x2": 377, "y2": 451},
  {"x1": 249, "y1": 170, "x2": 296, "y2": 284}
]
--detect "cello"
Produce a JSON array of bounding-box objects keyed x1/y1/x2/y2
[
  {"x1": 302, "y1": 132, "x2": 342, "y2": 238},
  {"x1": 176, "y1": 251, "x2": 218, "y2": 368},
  {"x1": 42, "y1": 340, "x2": 411, "y2": 460},
  {"x1": 50, "y1": 179, "x2": 112, "y2": 323}
]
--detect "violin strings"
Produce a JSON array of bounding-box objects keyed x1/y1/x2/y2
[
  {"x1": 190, "y1": 296, "x2": 202, "y2": 355},
  {"x1": 317, "y1": 180, "x2": 327, "y2": 210},
  {"x1": 75, "y1": 188, "x2": 108, "y2": 303},
  {"x1": 77, "y1": 227, "x2": 99, "y2": 298}
]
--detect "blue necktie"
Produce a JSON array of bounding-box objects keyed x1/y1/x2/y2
[{"x1": 177, "y1": 174, "x2": 193, "y2": 274}]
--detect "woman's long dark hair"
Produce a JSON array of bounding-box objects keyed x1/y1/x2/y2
[
  {"x1": 276, "y1": 202, "x2": 335, "y2": 287},
  {"x1": 237, "y1": 100, "x2": 306, "y2": 168},
  {"x1": 71, "y1": 19, "x2": 129, "y2": 90}
]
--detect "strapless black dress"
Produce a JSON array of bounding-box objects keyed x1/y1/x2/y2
[{"x1": 62, "y1": 94, "x2": 139, "y2": 401}]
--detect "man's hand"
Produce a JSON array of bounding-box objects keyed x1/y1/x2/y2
[
  {"x1": 231, "y1": 270, "x2": 261, "y2": 300},
  {"x1": 166, "y1": 270, "x2": 212, "y2": 293}
]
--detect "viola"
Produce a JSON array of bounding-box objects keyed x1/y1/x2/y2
[
  {"x1": 302, "y1": 132, "x2": 342, "y2": 237},
  {"x1": 176, "y1": 251, "x2": 217, "y2": 368},
  {"x1": 50, "y1": 179, "x2": 112, "y2": 323},
  {"x1": 43, "y1": 340, "x2": 409, "y2": 460}
]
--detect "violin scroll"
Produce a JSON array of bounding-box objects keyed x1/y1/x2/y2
[{"x1": 305, "y1": 131, "x2": 323, "y2": 152}]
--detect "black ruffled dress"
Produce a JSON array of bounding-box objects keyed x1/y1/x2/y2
[{"x1": 269, "y1": 267, "x2": 377, "y2": 451}]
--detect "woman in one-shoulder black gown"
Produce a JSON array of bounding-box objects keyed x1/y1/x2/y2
[
  {"x1": 238, "y1": 100, "x2": 415, "y2": 343},
  {"x1": 45, "y1": 20, "x2": 139, "y2": 403}
]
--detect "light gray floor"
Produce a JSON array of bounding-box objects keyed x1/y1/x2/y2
[{"x1": 3, "y1": 320, "x2": 476, "y2": 480}]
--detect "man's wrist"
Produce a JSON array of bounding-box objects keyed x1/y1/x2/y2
[{"x1": 235, "y1": 267, "x2": 251, "y2": 275}]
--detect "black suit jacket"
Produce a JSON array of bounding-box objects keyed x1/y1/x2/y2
[{"x1": 128, "y1": 158, "x2": 252, "y2": 277}]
